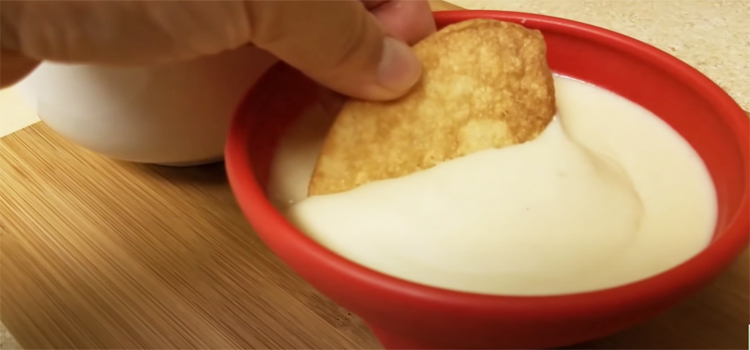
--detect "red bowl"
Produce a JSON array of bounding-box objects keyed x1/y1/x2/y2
[{"x1": 225, "y1": 10, "x2": 750, "y2": 349}]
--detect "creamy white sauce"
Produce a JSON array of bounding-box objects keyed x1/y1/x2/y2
[{"x1": 268, "y1": 76, "x2": 717, "y2": 296}]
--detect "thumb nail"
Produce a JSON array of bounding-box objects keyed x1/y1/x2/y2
[{"x1": 377, "y1": 37, "x2": 422, "y2": 94}]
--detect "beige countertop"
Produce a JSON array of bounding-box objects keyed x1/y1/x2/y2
[
  {"x1": 1, "y1": 1, "x2": 748, "y2": 349},
  {"x1": 452, "y1": 0, "x2": 749, "y2": 110}
]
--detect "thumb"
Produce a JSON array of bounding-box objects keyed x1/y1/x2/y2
[{"x1": 245, "y1": 0, "x2": 422, "y2": 101}]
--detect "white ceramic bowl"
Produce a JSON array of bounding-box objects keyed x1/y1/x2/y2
[{"x1": 17, "y1": 46, "x2": 277, "y2": 166}]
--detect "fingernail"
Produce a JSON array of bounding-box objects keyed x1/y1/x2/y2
[{"x1": 377, "y1": 37, "x2": 422, "y2": 94}]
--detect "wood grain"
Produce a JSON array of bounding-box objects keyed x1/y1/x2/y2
[
  {"x1": 0, "y1": 123, "x2": 383, "y2": 349},
  {"x1": 1, "y1": 2, "x2": 747, "y2": 349}
]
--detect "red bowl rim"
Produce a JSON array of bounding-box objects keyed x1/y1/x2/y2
[{"x1": 226, "y1": 10, "x2": 750, "y2": 318}]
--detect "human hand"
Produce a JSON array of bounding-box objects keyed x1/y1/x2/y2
[{"x1": 0, "y1": 0, "x2": 436, "y2": 100}]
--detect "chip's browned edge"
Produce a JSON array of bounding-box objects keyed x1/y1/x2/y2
[{"x1": 309, "y1": 19, "x2": 557, "y2": 196}]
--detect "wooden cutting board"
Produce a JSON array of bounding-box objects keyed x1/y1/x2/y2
[{"x1": 1, "y1": 1, "x2": 747, "y2": 349}]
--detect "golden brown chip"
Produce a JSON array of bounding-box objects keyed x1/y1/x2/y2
[{"x1": 309, "y1": 19, "x2": 556, "y2": 196}]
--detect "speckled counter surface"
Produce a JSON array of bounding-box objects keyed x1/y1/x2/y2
[
  {"x1": 0, "y1": 1, "x2": 747, "y2": 349},
  {"x1": 451, "y1": 0, "x2": 749, "y2": 110}
]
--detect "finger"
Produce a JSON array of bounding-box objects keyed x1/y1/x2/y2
[
  {"x1": 317, "y1": 1, "x2": 434, "y2": 115},
  {"x1": 1, "y1": 1, "x2": 252, "y2": 65},
  {"x1": 363, "y1": 0, "x2": 437, "y2": 45},
  {"x1": 0, "y1": 50, "x2": 41, "y2": 88},
  {"x1": 245, "y1": 0, "x2": 422, "y2": 101}
]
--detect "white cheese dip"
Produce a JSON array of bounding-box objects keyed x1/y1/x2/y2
[{"x1": 268, "y1": 76, "x2": 717, "y2": 296}]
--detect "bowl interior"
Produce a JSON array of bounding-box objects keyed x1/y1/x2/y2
[
  {"x1": 524, "y1": 14, "x2": 749, "y2": 238},
  {"x1": 226, "y1": 10, "x2": 749, "y2": 313},
  {"x1": 236, "y1": 12, "x2": 749, "y2": 240}
]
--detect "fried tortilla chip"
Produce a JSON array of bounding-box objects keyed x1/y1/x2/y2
[{"x1": 309, "y1": 19, "x2": 556, "y2": 196}]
